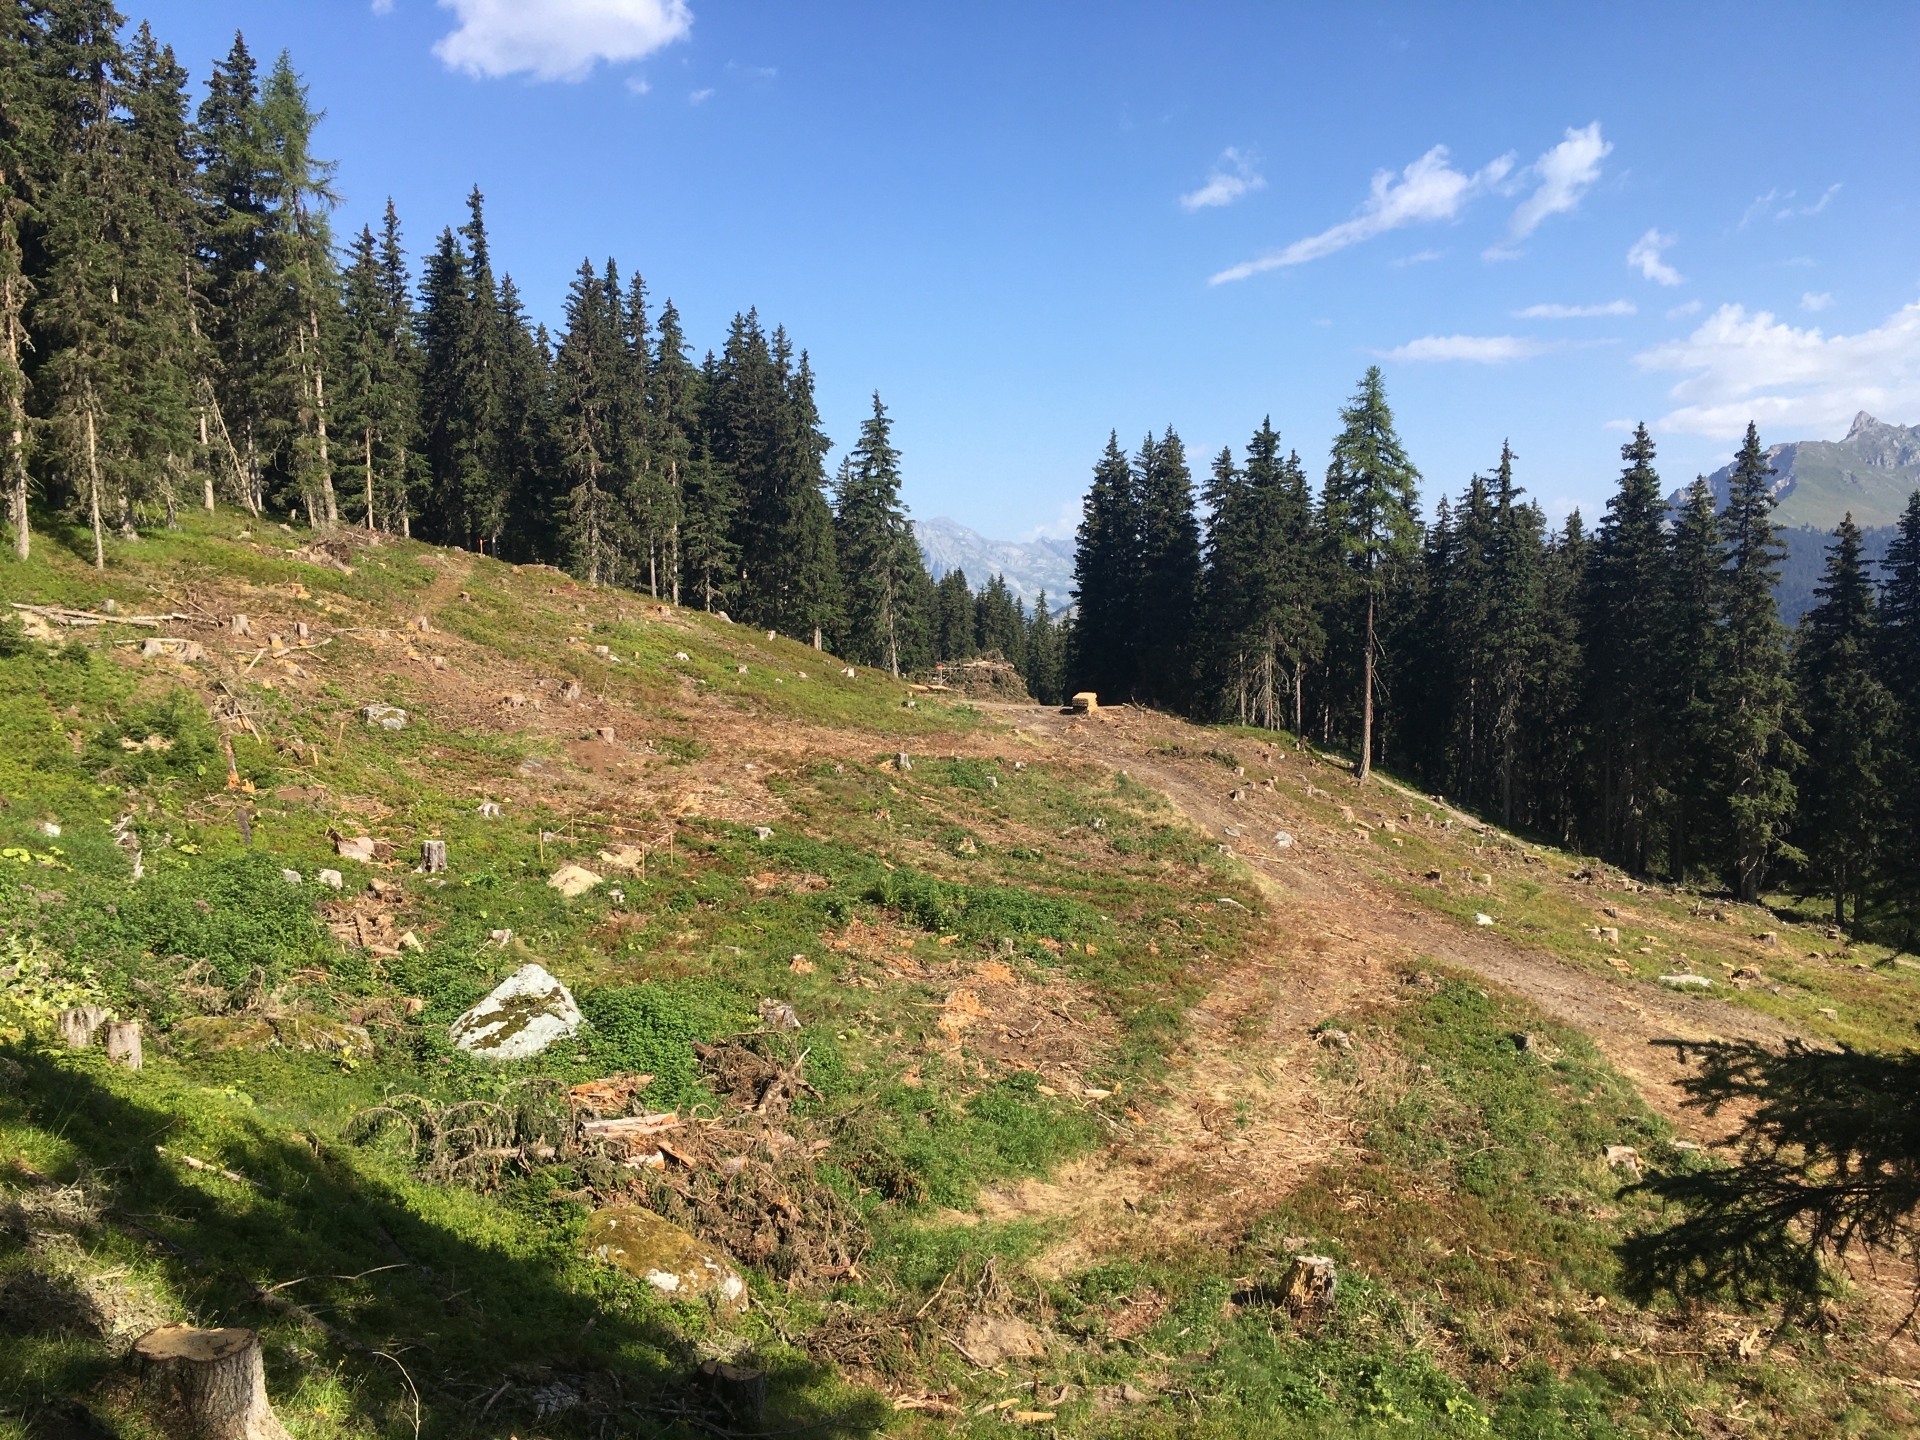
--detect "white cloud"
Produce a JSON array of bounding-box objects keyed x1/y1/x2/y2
[
  {"x1": 1779, "y1": 184, "x2": 1840, "y2": 219},
  {"x1": 1738, "y1": 189, "x2": 1782, "y2": 230},
  {"x1": 1666, "y1": 300, "x2": 1702, "y2": 319},
  {"x1": 626, "y1": 75, "x2": 651, "y2": 94},
  {"x1": 1801, "y1": 291, "x2": 1832, "y2": 312},
  {"x1": 1391, "y1": 248, "x2": 1444, "y2": 267},
  {"x1": 1487, "y1": 122, "x2": 1610, "y2": 258},
  {"x1": 1210, "y1": 144, "x2": 1513, "y2": 284},
  {"x1": 371, "y1": 0, "x2": 394, "y2": 14},
  {"x1": 1515, "y1": 300, "x2": 1635, "y2": 319},
  {"x1": 1180, "y1": 148, "x2": 1265, "y2": 212},
  {"x1": 1602, "y1": 419, "x2": 1637, "y2": 432},
  {"x1": 1382, "y1": 334, "x2": 1556, "y2": 364},
  {"x1": 689, "y1": 87, "x2": 713, "y2": 103},
  {"x1": 1635, "y1": 299, "x2": 1920, "y2": 440},
  {"x1": 1627, "y1": 228, "x2": 1681, "y2": 286},
  {"x1": 433, "y1": 0, "x2": 692, "y2": 82}
]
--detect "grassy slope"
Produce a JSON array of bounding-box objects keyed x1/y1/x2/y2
[{"x1": 1, "y1": 512, "x2": 1912, "y2": 1439}]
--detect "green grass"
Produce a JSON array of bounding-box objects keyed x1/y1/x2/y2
[{"x1": 4, "y1": 513, "x2": 1913, "y2": 1440}]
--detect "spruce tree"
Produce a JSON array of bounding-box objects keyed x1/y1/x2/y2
[
  {"x1": 0, "y1": 0, "x2": 41, "y2": 558},
  {"x1": 1322, "y1": 367, "x2": 1420, "y2": 781},
  {"x1": 552, "y1": 258, "x2": 623, "y2": 584},
  {"x1": 1793, "y1": 514, "x2": 1896, "y2": 927},
  {"x1": 1665, "y1": 477, "x2": 1725, "y2": 881},
  {"x1": 1482, "y1": 443, "x2": 1545, "y2": 828},
  {"x1": 833, "y1": 393, "x2": 922, "y2": 676},
  {"x1": 1026, "y1": 591, "x2": 1065, "y2": 705},
  {"x1": 1877, "y1": 490, "x2": 1920, "y2": 931},
  {"x1": 1134, "y1": 425, "x2": 1200, "y2": 707},
  {"x1": 1069, "y1": 432, "x2": 1140, "y2": 701},
  {"x1": 649, "y1": 298, "x2": 701, "y2": 604},
  {"x1": 932, "y1": 567, "x2": 974, "y2": 661},
  {"x1": 1587, "y1": 424, "x2": 1672, "y2": 869},
  {"x1": 1712, "y1": 424, "x2": 1799, "y2": 902},
  {"x1": 974, "y1": 573, "x2": 1026, "y2": 671}
]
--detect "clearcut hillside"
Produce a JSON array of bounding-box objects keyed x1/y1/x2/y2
[{"x1": 3, "y1": 511, "x2": 1917, "y2": 1440}]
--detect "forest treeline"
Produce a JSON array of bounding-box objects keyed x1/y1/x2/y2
[
  {"x1": 1067, "y1": 367, "x2": 1920, "y2": 931},
  {"x1": 0, "y1": 8, "x2": 1069, "y2": 681}
]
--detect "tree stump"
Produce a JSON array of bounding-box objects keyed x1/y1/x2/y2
[
  {"x1": 698, "y1": 1359, "x2": 767, "y2": 1421},
  {"x1": 132, "y1": 1325, "x2": 291, "y2": 1440},
  {"x1": 419, "y1": 840, "x2": 447, "y2": 874},
  {"x1": 1280, "y1": 1254, "x2": 1337, "y2": 1322},
  {"x1": 105, "y1": 1020, "x2": 143, "y2": 1070},
  {"x1": 59, "y1": 1005, "x2": 111, "y2": 1049}
]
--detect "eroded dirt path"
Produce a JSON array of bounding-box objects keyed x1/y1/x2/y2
[{"x1": 968, "y1": 701, "x2": 1807, "y2": 1275}]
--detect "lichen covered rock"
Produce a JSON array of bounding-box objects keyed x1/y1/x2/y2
[
  {"x1": 448, "y1": 963, "x2": 581, "y2": 1060},
  {"x1": 583, "y1": 1205, "x2": 746, "y2": 1315}
]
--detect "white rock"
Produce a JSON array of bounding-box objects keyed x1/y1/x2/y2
[
  {"x1": 316, "y1": 869, "x2": 343, "y2": 889},
  {"x1": 335, "y1": 836, "x2": 378, "y2": 862},
  {"x1": 280, "y1": 868, "x2": 302, "y2": 885},
  {"x1": 40, "y1": 822, "x2": 60, "y2": 837},
  {"x1": 1273, "y1": 831, "x2": 1294, "y2": 849},
  {"x1": 547, "y1": 863, "x2": 603, "y2": 898},
  {"x1": 1474, "y1": 913, "x2": 1494, "y2": 926},
  {"x1": 1659, "y1": 973, "x2": 1714, "y2": 989},
  {"x1": 673, "y1": 651, "x2": 690, "y2": 661},
  {"x1": 752, "y1": 826, "x2": 773, "y2": 840},
  {"x1": 362, "y1": 703, "x2": 407, "y2": 730},
  {"x1": 450, "y1": 963, "x2": 583, "y2": 1060}
]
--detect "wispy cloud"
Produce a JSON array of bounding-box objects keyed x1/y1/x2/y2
[
  {"x1": 1667, "y1": 300, "x2": 1702, "y2": 319},
  {"x1": 1181, "y1": 148, "x2": 1264, "y2": 211},
  {"x1": 371, "y1": 0, "x2": 394, "y2": 14},
  {"x1": 1515, "y1": 300, "x2": 1635, "y2": 319},
  {"x1": 1741, "y1": 183, "x2": 1842, "y2": 228},
  {"x1": 1636, "y1": 299, "x2": 1920, "y2": 440},
  {"x1": 688, "y1": 86, "x2": 714, "y2": 103},
  {"x1": 1210, "y1": 144, "x2": 1513, "y2": 284},
  {"x1": 1801, "y1": 292, "x2": 1832, "y2": 312},
  {"x1": 1484, "y1": 122, "x2": 1610, "y2": 259},
  {"x1": 1627, "y1": 228, "x2": 1682, "y2": 286},
  {"x1": 1391, "y1": 248, "x2": 1444, "y2": 268},
  {"x1": 433, "y1": 0, "x2": 692, "y2": 82},
  {"x1": 1382, "y1": 334, "x2": 1557, "y2": 364}
]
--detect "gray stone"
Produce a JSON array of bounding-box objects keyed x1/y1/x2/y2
[
  {"x1": 361, "y1": 704, "x2": 407, "y2": 730},
  {"x1": 450, "y1": 963, "x2": 583, "y2": 1060}
]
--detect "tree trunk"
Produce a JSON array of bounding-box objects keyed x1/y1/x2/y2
[
  {"x1": 86, "y1": 406, "x2": 105, "y2": 570},
  {"x1": 363, "y1": 426, "x2": 375, "y2": 532},
  {"x1": 306, "y1": 303, "x2": 337, "y2": 527},
  {"x1": 4, "y1": 270, "x2": 26, "y2": 562},
  {"x1": 1358, "y1": 592, "x2": 1375, "y2": 782},
  {"x1": 133, "y1": 1325, "x2": 291, "y2": 1440},
  {"x1": 199, "y1": 411, "x2": 215, "y2": 512},
  {"x1": 105, "y1": 1019, "x2": 142, "y2": 1070},
  {"x1": 59, "y1": 1005, "x2": 110, "y2": 1049}
]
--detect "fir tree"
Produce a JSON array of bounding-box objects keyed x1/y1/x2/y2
[
  {"x1": 1322, "y1": 366, "x2": 1420, "y2": 781},
  {"x1": 1665, "y1": 476, "x2": 1725, "y2": 881},
  {"x1": 1712, "y1": 424, "x2": 1799, "y2": 902},
  {"x1": 0, "y1": 0, "x2": 42, "y2": 558},
  {"x1": 1069, "y1": 432, "x2": 1139, "y2": 700},
  {"x1": 1587, "y1": 424, "x2": 1673, "y2": 869},
  {"x1": 932, "y1": 567, "x2": 974, "y2": 661},
  {"x1": 649, "y1": 298, "x2": 700, "y2": 604},
  {"x1": 833, "y1": 393, "x2": 922, "y2": 676},
  {"x1": 974, "y1": 573, "x2": 1026, "y2": 672},
  {"x1": 1793, "y1": 514, "x2": 1897, "y2": 928},
  {"x1": 1134, "y1": 425, "x2": 1200, "y2": 707},
  {"x1": 553, "y1": 258, "x2": 623, "y2": 584},
  {"x1": 1026, "y1": 591, "x2": 1065, "y2": 706},
  {"x1": 1878, "y1": 490, "x2": 1920, "y2": 931},
  {"x1": 1483, "y1": 443, "x2": 1545, "y2": 828}
]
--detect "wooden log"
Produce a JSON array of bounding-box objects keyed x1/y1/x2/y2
[
  {"x1": 105, "y1": 1019, "x2": 143, "y2": 1070},
  {"x1": 418, "y1": 840, "x2": 447, "y2": 874},
  {"x1": 132, "y1": 1324, "x2": 291, "y2": 1440},
  {"x1": 59, "y1": 1005, "x2": 111, "y2": 1049}
]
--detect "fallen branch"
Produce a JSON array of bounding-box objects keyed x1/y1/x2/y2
[{"x1": 10, "y1": 602, "x2": 191, "y2": 629}]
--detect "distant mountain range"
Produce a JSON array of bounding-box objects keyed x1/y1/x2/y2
[
  {"x1": 912, "y1": 516, "x2": 1076, "y2": 615},
  {"x1": 1661, "y1": 413, "x2": 1919, "y2": 627},
  {"x1": 1669, "y1": 411, "x2": 1920, "y2": 530}
]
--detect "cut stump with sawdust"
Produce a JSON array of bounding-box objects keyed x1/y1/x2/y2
[{"x1": 132, "y1": 1324, "x2": 290, "y2": 1440}]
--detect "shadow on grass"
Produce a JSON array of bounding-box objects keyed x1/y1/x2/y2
[
  {"x1": 0, "y1": 1044, "x2": 886, "y2": 1439},
  {"x1": 1620, "y1": 1038, "x2": 1920, "y2": 1319}
]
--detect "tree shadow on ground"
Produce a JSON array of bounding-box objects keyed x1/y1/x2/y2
[
  {"x1": 0, "y1": 1044, "x2": 886, "y2": 1439},
  {"x1": 1619, "y1": 1037, "x2": 1920, "y2": 1320}
]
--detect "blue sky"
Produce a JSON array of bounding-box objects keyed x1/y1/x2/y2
[{"x1": 135, "y1": 1, "x2": 1920, "y2": 539}]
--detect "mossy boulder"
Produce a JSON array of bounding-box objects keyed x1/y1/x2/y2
[
  {"x1": 581, "y1": 1205, "x2": 746, "y2": 1316},
  {"x1": 448, "y1": 963, "x2": 582, "y2": 1060}
]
